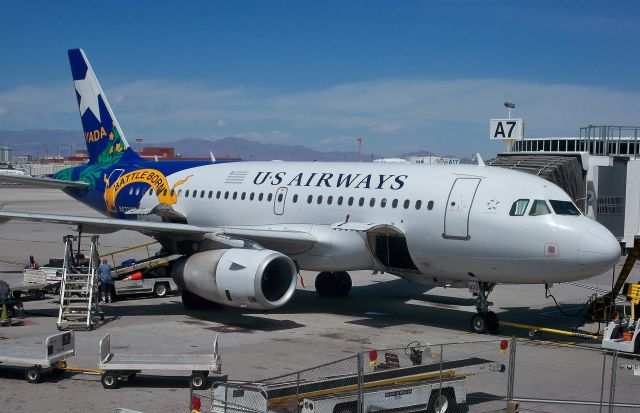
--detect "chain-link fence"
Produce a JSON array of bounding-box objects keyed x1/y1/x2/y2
[{"x1": 191, "y1": 338, "x2": 640, "y2": 413}]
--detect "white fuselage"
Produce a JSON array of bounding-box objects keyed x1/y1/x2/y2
[{"x1": 129, "y1": 161, "x2": 619, "y2": 286}]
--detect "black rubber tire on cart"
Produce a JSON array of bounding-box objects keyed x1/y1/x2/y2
[
  {"x1": 25, "y1": 366, "x2": 42, "y2": 383},
  {"x1": 34, "y1": 291, "x2": 45, "y2": 300},
  {"x1": 101, "y1": 371, "x2": 120, "y2": 389},
  {"x1": 427, "y1": 388, "x2": 459, "y2": 413},
  {"x1": 153, "y1": 282, "x2": 169, "y2": 298},
  {"x1": 191, "y1": 372, "x2": 207, "y2": 390},
  {"x1": 6, "y1": 305, "x2": 16, "y2": 319},
  {"x1": 11, "y1": 290, "x2": 22, "y2": 299}
]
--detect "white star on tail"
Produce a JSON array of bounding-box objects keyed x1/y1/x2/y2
[{"x1": 74, "y1": 68, "x2": 101, "y2": 122}]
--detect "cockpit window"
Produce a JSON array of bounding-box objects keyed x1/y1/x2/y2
[
  {"x1": 509, "y1": 199, "x2": 530, "y2": 216},
  {"x1": 550, "y1": 200, "x2": 581, "y2": 216},
  {"x1": 529, "y1": 200, "x2": 551, "y2": 216}
]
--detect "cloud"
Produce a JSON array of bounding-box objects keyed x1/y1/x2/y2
[{"x1": 1, "y1": 76, "x2": 640, "y2": 157}]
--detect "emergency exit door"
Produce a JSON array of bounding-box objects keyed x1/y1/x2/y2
[{"x1": 443, "y1": 178, "x2": 481, "y2": 240}]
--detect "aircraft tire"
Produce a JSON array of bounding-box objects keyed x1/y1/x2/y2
[
  {"x1": 315, "y1": 272, "x2": 334, "y2": 297},
  {"x1": 471, "y1": 313, "x2": 489, "y2": 334},
  {"x1": 486, "y1": 311, "x2": 499, "y2": 334},
  {"x1": 333, "y1": 272, "x2": 352, "y2": 296}
]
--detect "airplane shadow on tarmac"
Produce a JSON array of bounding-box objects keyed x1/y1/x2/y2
[{"x1": 91, "y1": 278, "x2": 594, "y2": 343}]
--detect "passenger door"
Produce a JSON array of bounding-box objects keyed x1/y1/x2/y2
[{"x1": 443, "y1": 178, "x2": 481, "y2": 240}]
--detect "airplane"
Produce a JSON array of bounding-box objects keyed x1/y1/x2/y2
[
  {"x1": 0, "y1": 49, "x2": 621, "y2": 334},
  {"x1": 0, "y1": 169, "x2": 26, "y2": 177}
]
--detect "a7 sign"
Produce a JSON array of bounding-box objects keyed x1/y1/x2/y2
[{"x1": 490, "y1": 119, "x2": 524, "y2": 140}]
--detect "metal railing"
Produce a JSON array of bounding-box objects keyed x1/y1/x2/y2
[{"x1": 194, "y1": 338, "x2": 640, "y2": 413}]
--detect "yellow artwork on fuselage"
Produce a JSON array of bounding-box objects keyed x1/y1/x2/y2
[{"x1": 103, "y1": 169, "x2": 193, "y2": 212}]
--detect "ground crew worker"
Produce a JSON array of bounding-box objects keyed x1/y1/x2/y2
[
  {"x1": 25, "y1": 255, "x2": 39, "y2": 270},
  {"x1": 98, "y1": 259, "x2": 113, "y2": 303}
]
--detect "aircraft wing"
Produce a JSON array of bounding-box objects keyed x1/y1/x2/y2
[
  {"x1": 0, "y1": 174, "x2": 89, "y2": 189},
  {"x1": 0, "y1": 211, "x2": 317, "y2": 252}
]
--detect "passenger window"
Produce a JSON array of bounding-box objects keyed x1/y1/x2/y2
[
  {"x1": 267, "y1": 193, "x2": 273, "y2": 202},
  {"x1": 258, "y1": 193, "x2": 264, "y2": 201},
  {"x1": 317, "y1": 195, "x2": 323, "y2": 204},
  {"x1": 149, "y1": 188, "x2": 153, "y2": 196},
  {"x1": 509, "y1": 199, "x2": 530, "y2": 216},
  {"x1": 208, "y1": 191, "x2": 213, "y2": 199},
  {"x1": 380, "y1": 198, "x2": 387, "y2": 208},
  {"x1": 415, "y1": 200, "x2": 422, "y2": 210},
  {"x1": 278, "y1": 193, "x2": 283, "y2": 202},
  {"x1": 427, "y1": 201, "x2": 434, "y2": 210},
  {"x1": 232, "y1": 192, "x2": 237, "y2": 200},
  {"x1": 216, "y1": 191, "x2": 221, "y2": 199},
  {"x1": 403, "y1": 199, "x2": 410, "y2": 209},
  {"x1": 192, "y1": 190, "x2": 197, "y2": 198},
  {"x1": 348, "y1": 197, "x2": 354, "y2": 206},
  {"x1": 369, "y1": 198, "x2": 375, "y2": 207},
  {"x1": 292, "y1": 194, "x2": 298, "y2": 203},
  {"x1": 307, "y1": 195, "x2": 313, "y2": 204},
  {"x1": 128, "y1": 187, "x2": 133, "y2": 195},
  {"x1": 164, "y1": 189, "x2": 168, "y2": 197},
  {"x1": 250, "y1": 192, "x2": 255, "y2": 201},
  {"x1": 170, "y1": 189, "x2": 174, "y2": 196},
  {"x1": 529, "y1": 200, "x2": 551, "y2": 216},
  {"x1": 338, "y1": 196, "x2": 343, "y2": 205},
  {"x1": 327, "y1": 196, "x2": 333, "y2": 205},
  {"x1": 224, "y1": 191, "x2": 229, "y2": 199},
  {"x1": 178, "y1": 189, "x2": 182, "y2": 197},
  {"x1": 200, "y1": 190, "x2": 205, "y2": 198},
  {"x1": 185, "y1": 190, "x2": 190, "y2": 197},
  {"x1": 392, "y1": 199, "x2": 398, "y2": 208},
  {"x1": 549, "y1": 200, "x2": 581, "y2": 216},
  {"x1": 358, "y1": 197, "x2": 365, "y2": 207},
  {"x1": 241, "y1": 192, "x2": 246, "y2": 200}
]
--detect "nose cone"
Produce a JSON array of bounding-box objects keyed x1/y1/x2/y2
[{"x1": 578, "y1": 224, "x2": 620, "y2": 275}]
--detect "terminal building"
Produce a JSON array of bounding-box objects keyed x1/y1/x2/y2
[
  {"x1": 0, "y1": 146, "x2": 13, "y2": 164},
  {"x1": 488, "y1": 125, "x2": 640, "y2": 248}
]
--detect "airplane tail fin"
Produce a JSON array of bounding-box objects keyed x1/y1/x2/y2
[{"x1": 68, "y1": 48, "x2": 144, "y2": 165}]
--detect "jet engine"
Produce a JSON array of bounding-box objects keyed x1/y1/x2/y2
[{"x1": 173, "y1": 248, "x2": 297, "y2": 310}]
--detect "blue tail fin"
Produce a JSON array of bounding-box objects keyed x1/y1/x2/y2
[{"x1": 68, "y1": 48, "x2": 144, "y2": 165}]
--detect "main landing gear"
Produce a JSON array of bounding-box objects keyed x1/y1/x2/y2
[
  {"x1": 470, "y1": 282, "x2": 499, "y2": 334},
  {"x1": 315, "y1": 271, "x2": 352, "y2": 297}
]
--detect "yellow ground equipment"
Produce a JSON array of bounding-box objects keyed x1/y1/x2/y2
[{"x1": 587, "y1": 238, "x2": 639, "y2": 321}]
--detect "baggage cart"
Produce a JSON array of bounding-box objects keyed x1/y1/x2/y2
[
  {"x1": 0, "y1": 331, "x2": 75, "y2": 383},
  {"x1": 98, "y1": 333, "x2": 222, "y2": 389}
]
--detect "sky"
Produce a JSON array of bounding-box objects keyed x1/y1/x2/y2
[{"x1": 1, "y1": 0, "x2": 639, "y2": 159}]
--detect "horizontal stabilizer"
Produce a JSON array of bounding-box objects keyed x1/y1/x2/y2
[{"x1": 0, "y1": 174, "x2": 89, "y2": 190}]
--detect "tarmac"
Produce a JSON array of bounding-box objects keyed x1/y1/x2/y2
[{"x1": 1, "y1": 187, "x2": 639, "y2": 412}]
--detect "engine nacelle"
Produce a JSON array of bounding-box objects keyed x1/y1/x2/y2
[{"x1": 173, "y1": 248, "x2": 297, "y2": 310}]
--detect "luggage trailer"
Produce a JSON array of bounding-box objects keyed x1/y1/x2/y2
[
  {"x1": 208, "y1": 357, "x2": 505, "y2": 413},
  {"x1": 0, "y1": 331, "x2": 75, "y2": 383},
  {"x1": 98, "y1": 333, "x2": 222, "y2": 390}
]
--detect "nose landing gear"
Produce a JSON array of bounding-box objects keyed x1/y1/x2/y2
[{"x1": 470, "y1": 282, "x2": 499, "y2": 334}]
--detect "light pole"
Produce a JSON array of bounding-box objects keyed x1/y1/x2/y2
[
  {"x1": 356, "y1": 137, "x2": 363, "y2": 162},
  {"x1": 136, "y1": 138, "x2": 144, "y2": 153},
  {"x1": 504, "y1": 102, "x2": 515, "y2": 120}
]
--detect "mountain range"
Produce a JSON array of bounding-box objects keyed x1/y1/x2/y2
[{"x1": 0, "y1": 129, "x2": 462, "y2": 162}]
